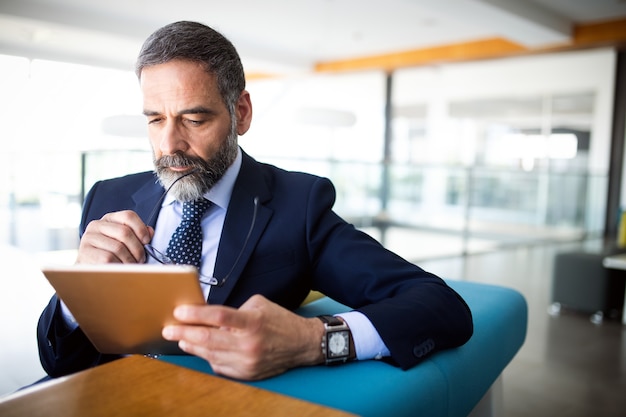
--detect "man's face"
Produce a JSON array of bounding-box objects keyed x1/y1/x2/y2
[{"x1": 140, "y1": 59, "x2": 252, "y2": 201}]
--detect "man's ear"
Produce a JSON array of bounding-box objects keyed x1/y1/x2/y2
[{"x1": 235, "y1": 90, "x2": 253, "y2": 135}]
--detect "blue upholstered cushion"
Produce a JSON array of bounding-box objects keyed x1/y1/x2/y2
[{"x1": 161, "y1": 280, "x2": 527, "y2": 417}]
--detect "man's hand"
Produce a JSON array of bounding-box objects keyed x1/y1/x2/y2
[
  {"x1": 162, "y1": 294, "x2": 326, "y2": 380},
  {"x1": 76, "y1": 210, "x2": 154, "y2": 264}
]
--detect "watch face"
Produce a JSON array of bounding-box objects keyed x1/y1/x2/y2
[{"x1": 328, "y1": 331, "x2": 349, "y2": 357}]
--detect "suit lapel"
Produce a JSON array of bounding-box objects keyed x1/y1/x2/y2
[
  {"x1": 208, "y1": 152, "x2": 272, "y2": 305},
  {"x1": 131, "y1": 176, "x2": 165, "y2": 228}
]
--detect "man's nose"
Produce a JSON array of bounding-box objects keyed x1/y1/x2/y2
[{"x1": 159, "y1": 121, "x2": 187, "y2": 155}]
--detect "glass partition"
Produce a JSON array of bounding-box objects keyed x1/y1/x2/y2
[
  {"x1": 387, "y1": 49, "x2": 614, "y2": 260},
  {"x1": 0, "y1": 48, "x2": 617, "y2": 263}
]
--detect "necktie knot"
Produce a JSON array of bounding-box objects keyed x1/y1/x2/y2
[{"x1": 181, "y1": 199, "x2": 211, "y2": 222}]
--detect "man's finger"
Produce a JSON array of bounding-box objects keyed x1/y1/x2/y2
[
  {"x1": 78, "y1": 211, "x2": 151, "y2": 263},
  {"x1": 172, "y1": 304, "x2": 255, "y2": 329},
  {"x1": 101, "y1": 210, "x2": 153, "y2": 244}
]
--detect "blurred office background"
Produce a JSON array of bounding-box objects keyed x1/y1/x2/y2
[{"x1": 1, "y1": 1, "x2": 626, "y2": 416}]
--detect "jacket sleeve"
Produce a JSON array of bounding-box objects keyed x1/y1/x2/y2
[
  {"x1": 37, "y1": 180, "x2": 122, "y2": 377},
  {"x1": 305, "y1": 177, "x2": 473, "y2": 369},
  {"x1": 37, "y1": 295, "x2": 120, "y2": 377}
]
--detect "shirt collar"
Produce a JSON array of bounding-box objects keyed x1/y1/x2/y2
[{"x1": 162, "y1": 147, "x2": 242, "y2": 211}]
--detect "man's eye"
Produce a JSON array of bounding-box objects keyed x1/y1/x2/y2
[
  {"x1": 147, "y1": 117, "x2": 162, "y2": 125},
  {"x1": 185, "y1": 119, "x2": 204, "y2": 125}
]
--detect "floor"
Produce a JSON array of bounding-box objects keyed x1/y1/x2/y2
[
  {"x1": 1, "y1": 239, "x2": 625, "y2": 416},
  {"x1": 418, "y1": 239, "x2": 626, "y2": 417}
]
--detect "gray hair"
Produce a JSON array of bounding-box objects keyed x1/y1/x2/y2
[{"x1": 135, "y1": 21, "x2": 245, "y2": 115}]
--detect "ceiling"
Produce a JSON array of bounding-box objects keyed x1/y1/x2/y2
[{"x1": 1, "y1": 0, "x2": 626, "y2": 75}]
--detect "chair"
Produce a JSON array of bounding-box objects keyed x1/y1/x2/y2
[{"x1": 550, "y1": 249, "x2": 626, "y2": 323}]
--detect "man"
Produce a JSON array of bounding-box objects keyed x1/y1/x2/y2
[{"x1": 37, "y1": 21, "x2": 472, "y2": 381}]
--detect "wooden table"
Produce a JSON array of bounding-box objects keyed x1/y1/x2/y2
[
  {"x1": 602, "y1": 253, "x2": 626, "y2": 325},
  {"x1": 0, "y1": 355, "x2": 356, "y2": 417}
]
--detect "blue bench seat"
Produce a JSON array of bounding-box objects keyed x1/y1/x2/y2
[{"x1": 161, "y1": 280, "x2": 527, "y2": 417}]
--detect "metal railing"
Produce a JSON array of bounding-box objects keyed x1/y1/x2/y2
[{"x1": 1, "y1": 151, "x2": 606, "y2": 260}]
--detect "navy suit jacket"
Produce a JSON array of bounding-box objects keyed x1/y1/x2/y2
[{"x1": 38, "y1": 150, "x2": 473, "y2": 377}]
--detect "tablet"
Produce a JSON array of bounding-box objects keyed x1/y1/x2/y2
[{"x1": 41, "y1": 264, "x2": 206, "y2": 355}]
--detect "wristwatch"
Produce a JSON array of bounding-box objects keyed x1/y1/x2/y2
[{"x1": 317, "y1": 315, "x2": 354, "y2": 365}]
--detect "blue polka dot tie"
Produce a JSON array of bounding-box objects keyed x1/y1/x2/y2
[{"x1": 166, "y1": 199, "x2": 211, "y2": 268}]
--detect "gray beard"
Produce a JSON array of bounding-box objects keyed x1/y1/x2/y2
[{"x1": 154, "y1": 128, "x2": 238, "y2": 202}]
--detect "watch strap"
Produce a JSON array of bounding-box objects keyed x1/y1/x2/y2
[{"x1": 318, "y1": 314, "x2": 344, "y2": 327}]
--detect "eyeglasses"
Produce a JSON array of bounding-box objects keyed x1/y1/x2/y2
[{"x1": 143, "y1": 169, "x2": 258, "y2": 287}]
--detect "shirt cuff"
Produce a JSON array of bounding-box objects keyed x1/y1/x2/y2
[{"x1": 336, "y1": 311, "x2": 390, "y2": 361}]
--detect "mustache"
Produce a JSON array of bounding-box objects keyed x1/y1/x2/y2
[{"x1": 155, "y1": 153, "x2": 208, "y2": 172}]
